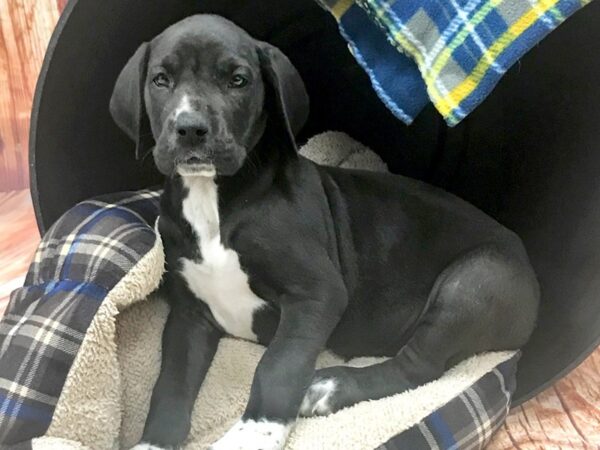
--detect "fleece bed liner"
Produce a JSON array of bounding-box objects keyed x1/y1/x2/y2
[{"x1": 1, "y1": 133, "x2": 518, "y2": 449}]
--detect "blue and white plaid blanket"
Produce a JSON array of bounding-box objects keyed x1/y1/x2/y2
[
  {"x1": 0, "y1": 191, "x2": 160, "y2": 447},
  {"x1": 319, "y1": 0, "x2": 591, "y2": 125}
]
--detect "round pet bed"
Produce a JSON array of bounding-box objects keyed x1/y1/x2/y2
[{"x1": 29, "y1": 0, "x2": 600, "y2": 407}]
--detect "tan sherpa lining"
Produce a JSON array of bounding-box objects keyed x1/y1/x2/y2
[
  {"x1": 30, "y1": 132, "x2": 516, "y2": 450},
  {"x1": 32, "y1": 437, "x2": 91, "y2": 450}
]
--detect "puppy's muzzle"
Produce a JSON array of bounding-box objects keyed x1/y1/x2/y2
[
  {"x1": 175, "y1": 149, "x2": 215, "y2": 176},
  {"x1": 176, "y1": 111, "x2": 209, "y2": 147}
]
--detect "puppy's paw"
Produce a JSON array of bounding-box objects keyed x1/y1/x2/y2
[
  {"x1": 300, "y1": 366, "x2": 366, "y2": 417},
  {"x1": 300, "y1": 378, "x2": 338, "y2": 417},
  {"x1": 130, "y1": 443, "x2": 170, "y2": 450},
  {"x1": 210, "y1": 419, "x2": 290, "y2": 450}
]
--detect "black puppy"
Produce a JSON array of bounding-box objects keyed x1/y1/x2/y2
[{"x1": 110, "y1": 15, "x2": 539, "y2": 450}]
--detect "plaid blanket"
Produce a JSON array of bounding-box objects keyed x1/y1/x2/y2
[
  {"x1": 381, "y1": 356, "x2": 517, "y2": 449},
  {"x1": 0, "y1": 188, "x2": 518, "y2": 449},
  {"x1": 319, "y1": 0, "x2": 591, "y2": 125},
  {"x1": 0, "y1": 191, "x2": 160, "y2": 447}
]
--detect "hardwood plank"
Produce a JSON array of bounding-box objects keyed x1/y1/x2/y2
[
  {"x1": 490, "y1": 348, "x2": 600, "y2": 448},
  {"x1": 0, "y1": 0, "x2": 60, "y2": 191},
  {"x1": 0, "y1": 189, "x2": 39, "y2": 310}
]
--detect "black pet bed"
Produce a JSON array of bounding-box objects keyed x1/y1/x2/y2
[{"x1": 29, "y1": 0, "x2": 600, "y2": 407}]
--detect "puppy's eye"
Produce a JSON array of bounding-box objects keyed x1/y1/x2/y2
[
  {"x1": 228, "y1": 74, "x2": 249, "y2": 89},
  {"x1": 153, "y1": 73, "x2": 171, "y2": 88}
]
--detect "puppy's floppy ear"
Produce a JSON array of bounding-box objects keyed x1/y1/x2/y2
[
  {"x1": 109, "y1": 42, "x2": 154, "y2": 160},
  {"x1": 257, "y1": 42, "x2": 309, "y2": 152}
]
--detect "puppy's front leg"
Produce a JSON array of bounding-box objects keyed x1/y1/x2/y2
[
  {"x1": 136, "y1": 285, "x2": 222, "y2": 449},
  {"x1": 211, "y1": 274, "x2": 347, "y2": 450}
]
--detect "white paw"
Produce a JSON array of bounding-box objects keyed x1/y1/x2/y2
[
  {"x1": 300, "y1": 378, "x2": 337, "y2": 416},
  {"x1": 130, "y1": 443, "x2": 169, "y2": 450},
  {"x1": 210, "y1": 419, "x2": 290, "y2": 450}
]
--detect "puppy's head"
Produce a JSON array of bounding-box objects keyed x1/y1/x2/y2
[{"x1": 110, "y1": 15, "x2": 309, "y2": 177}]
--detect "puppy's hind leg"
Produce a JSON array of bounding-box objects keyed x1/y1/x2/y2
[{"x1": 301, "y1": 247, "x2": 539, "y2": 416}]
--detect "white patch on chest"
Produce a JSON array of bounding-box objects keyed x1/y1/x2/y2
[{"x1": 179, "y1": 175, "x2": 267, "y2": 341}]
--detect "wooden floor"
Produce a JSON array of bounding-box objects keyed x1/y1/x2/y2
[
  {"x1": 0, "y1": 191, "x2": 39, "y2": 305},
  {"x1": 0, "y1": 0, "x2": 63, "y2": 191},
  {"x1": 0, "y1": 0, "x2": 598, "y2": 448}
]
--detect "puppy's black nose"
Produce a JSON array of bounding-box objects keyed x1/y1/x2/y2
[{"x1": 175, "y1": 112, "x2": 209, "y2": 146}]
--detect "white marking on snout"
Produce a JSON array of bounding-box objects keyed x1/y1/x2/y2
[
  {"x1": 174, "y1": 94, "x2": 193, "y2": 118},
  {"x1": 179, "y1": 176, "x2": 268, "y2": 341},
  {"x1": 300, "y1": 378, "x2": 338, "y2": 417},
  {"x1": 210, "y1": 419, "x2": 290, "y2": 450}
]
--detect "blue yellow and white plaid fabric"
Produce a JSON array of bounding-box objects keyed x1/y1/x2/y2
[{"x1": 320, "y1": 0, "x2": 591, "y2": 125}]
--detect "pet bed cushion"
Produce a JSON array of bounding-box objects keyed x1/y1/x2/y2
[{"x1": 1, "y1": 132, "x2": 518, "y2": 449}]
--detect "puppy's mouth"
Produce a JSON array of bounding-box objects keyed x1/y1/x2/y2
[
  {"x1": 154, "y1": 133, "x2": 247, "y2": 178},
  {"x1": 176, "y1": 162, "x2": 217, "y2": 178}
]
